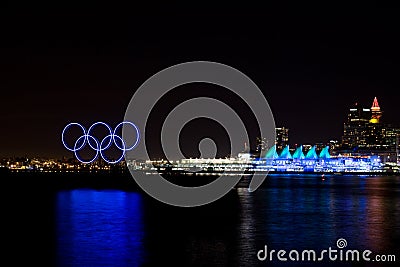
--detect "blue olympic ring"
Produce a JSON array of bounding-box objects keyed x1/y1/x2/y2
[{"x1": 61, "y1": 121, "x2": 140, "y2": 164}]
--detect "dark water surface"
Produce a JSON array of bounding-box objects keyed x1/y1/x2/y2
[{"x1": 4, "y1": 175, "x2": 400, "y2": 266}]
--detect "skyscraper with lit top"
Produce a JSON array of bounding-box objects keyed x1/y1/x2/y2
[{"x1": 370, "y1": 97, "x2": 382, "y2": 123}]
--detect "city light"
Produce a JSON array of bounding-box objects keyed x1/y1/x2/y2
[{"x1": 1, "y1": 98, "x2": 399, "y2": 174}]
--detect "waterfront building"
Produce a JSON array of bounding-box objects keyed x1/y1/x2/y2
[{"x1": 140, "y1": 145, "x2": 384, "y2": 174}]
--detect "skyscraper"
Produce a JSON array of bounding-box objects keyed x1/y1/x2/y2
[
  {"x1": 256, "y1": 127, "x2": 289, "y2": 153},
  {"x1": 275, "y1": 127, "x2": 289, "y2": 152},
  {"x1": 341, "y1": 103, "x2": 371, "y2": 149},
  {"x1": 370, "y1": 97, "x2": 382, "y2": 123},
  {"x1": 255, "y1": 137, "x2": 268, "y2": 153}
]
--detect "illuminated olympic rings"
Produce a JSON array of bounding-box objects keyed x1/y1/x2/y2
[{"x1": 61, "y1": 121, "x2": 140, "y2": 164}]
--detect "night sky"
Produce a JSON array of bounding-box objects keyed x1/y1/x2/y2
[{"x1": 1, "y1": 4, "x2": 400, "y2": 157}]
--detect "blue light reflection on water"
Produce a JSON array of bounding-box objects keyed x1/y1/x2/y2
[
  {"x1": 53, "y1": 176, "x2": 400, "y2": 266},
  {"x1": 56, "y1": 190, "x2": 145, "y2": 267}
]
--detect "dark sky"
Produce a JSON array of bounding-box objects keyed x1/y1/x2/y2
[{"x1": 1, "y1": 4, "x2": 400, "y2": 157}]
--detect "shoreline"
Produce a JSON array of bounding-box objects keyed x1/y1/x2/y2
[{"x1": 2, "y1": 169, "x2": 399, "y2": 192}]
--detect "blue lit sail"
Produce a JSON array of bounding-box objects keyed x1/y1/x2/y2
[
  {"x1": 279, "y1": 145, "x2": 292, "y2": 159},
  {"x1": 305, "y1": 146, "x2": 318, "y2": 159},
  {"x1": 292, "y1": 146, "x2": 305, "y2": 159},
  {"x1": 264, "y1": 145, "x2": 279, "y2": 159},
  {"x1": 319, "y1": 146, "x2": 331, "y2": 159}
]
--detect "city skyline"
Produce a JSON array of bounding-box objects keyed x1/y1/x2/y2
[{"x1": 1, "y1": 92, "x2": 399, "y2": 159}]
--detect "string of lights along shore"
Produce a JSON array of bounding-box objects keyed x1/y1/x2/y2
[{"x1": 1, "y1": 97, "x2": 399, "y2": 173}]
